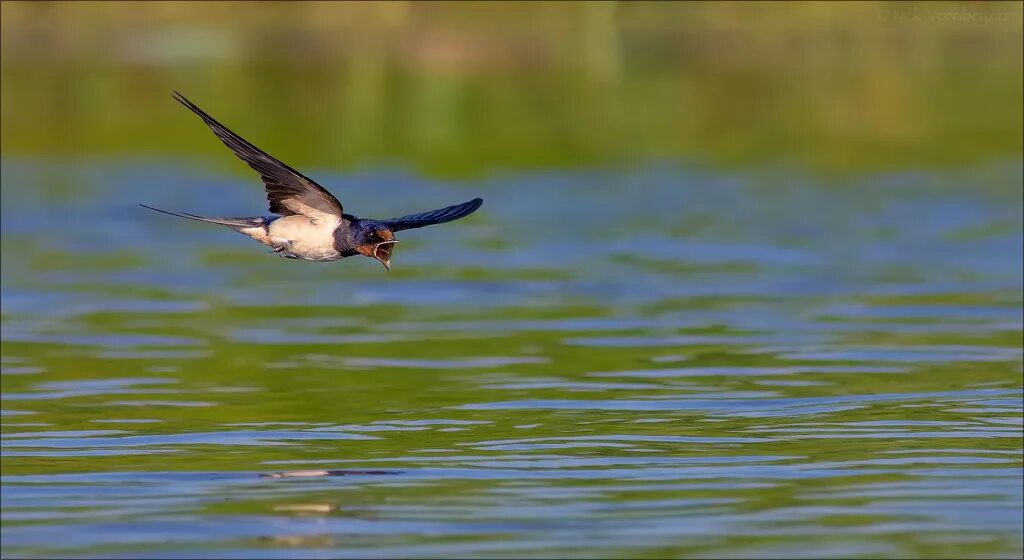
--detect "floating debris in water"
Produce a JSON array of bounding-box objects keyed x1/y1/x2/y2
[
  {"x1": 272, "y1": 503, "x2": 334, "y2": 513},
  {"x1": 260, "y1": 469, "x2": 401, "y2": 479},
  {"x1": 258, "y1": 534, "x2": 338, "y2": 547}
]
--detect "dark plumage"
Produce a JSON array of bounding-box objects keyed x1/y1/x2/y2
[
  {"x1": 142, "y1": 92, "x2": 483, "y2": 270},
  {"x1": 383, "y1": 198, "x2": 484, "y2": 232}
]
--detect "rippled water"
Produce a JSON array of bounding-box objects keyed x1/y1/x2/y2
[{"x1": 1, "y1": 159, "x2": 1022, "y2": 558}]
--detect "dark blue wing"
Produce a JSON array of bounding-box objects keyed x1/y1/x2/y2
[
  {"x1": 173, "y1": 91, "x2": 344, "y2": 220},
  {"x1": 382, "y1": 198, "x2": 483, "y2": 232}
]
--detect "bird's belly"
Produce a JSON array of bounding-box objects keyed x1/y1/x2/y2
[{"x1": 267, "y1": 215, "x2": 341, "y2": 261}]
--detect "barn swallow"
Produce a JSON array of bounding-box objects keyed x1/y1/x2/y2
[{"x1": 141, "y1": 92, "x2": 483, "y2": 270}]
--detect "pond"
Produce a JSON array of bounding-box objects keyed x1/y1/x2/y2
[{"x1": 1, "y1": 158, "x2": 1021, "y2": 558}]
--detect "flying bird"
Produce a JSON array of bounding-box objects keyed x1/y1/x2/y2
[{"x1": 141, "y1": 92, "x2": 483, "y2": 270}]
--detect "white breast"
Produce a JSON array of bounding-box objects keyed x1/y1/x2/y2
[{"x1": 266, "y1": 215, "x2": 342, "y2": 261}]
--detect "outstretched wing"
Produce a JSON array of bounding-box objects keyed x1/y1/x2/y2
[
  {"x1": 381, "y1": 198, "x2": 483, "y2": 232},
  {"x1": 172, "y1": 91, "x2": 344, "y2": 222}
]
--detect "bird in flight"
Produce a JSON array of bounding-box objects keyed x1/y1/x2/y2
[{"x1": 141, "y1": 92, "x2": 483, "y2": 270}]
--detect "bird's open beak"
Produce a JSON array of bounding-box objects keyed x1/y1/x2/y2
[{"x1": 374, "y1": 241, "x2": 399, "y2": 271}]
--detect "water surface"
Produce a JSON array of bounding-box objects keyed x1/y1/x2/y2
[{"x1": 2, "y1": 159, "x2": 1021, "y2": 558}]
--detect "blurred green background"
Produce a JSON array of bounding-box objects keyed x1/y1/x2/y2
[{"x1": 2, "y1": 1, "x2": 1021, "y2": 175}]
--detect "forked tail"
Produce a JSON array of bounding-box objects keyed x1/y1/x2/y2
[{"x1": 139, "y1": 204, "x2": 266, "y2": 230}]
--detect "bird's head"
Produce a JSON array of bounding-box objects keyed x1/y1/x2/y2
[{"x1": 354, "y1": 222, "x2": 399, "y2": 271}]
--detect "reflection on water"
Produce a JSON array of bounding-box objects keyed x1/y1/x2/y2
[{"x1": 1, "y1": 158, "x2": 1021, "y2": 558}]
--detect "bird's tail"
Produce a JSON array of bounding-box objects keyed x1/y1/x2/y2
[{"x1": 139, "y1": 204, "x2": 266, "y2": 230}]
